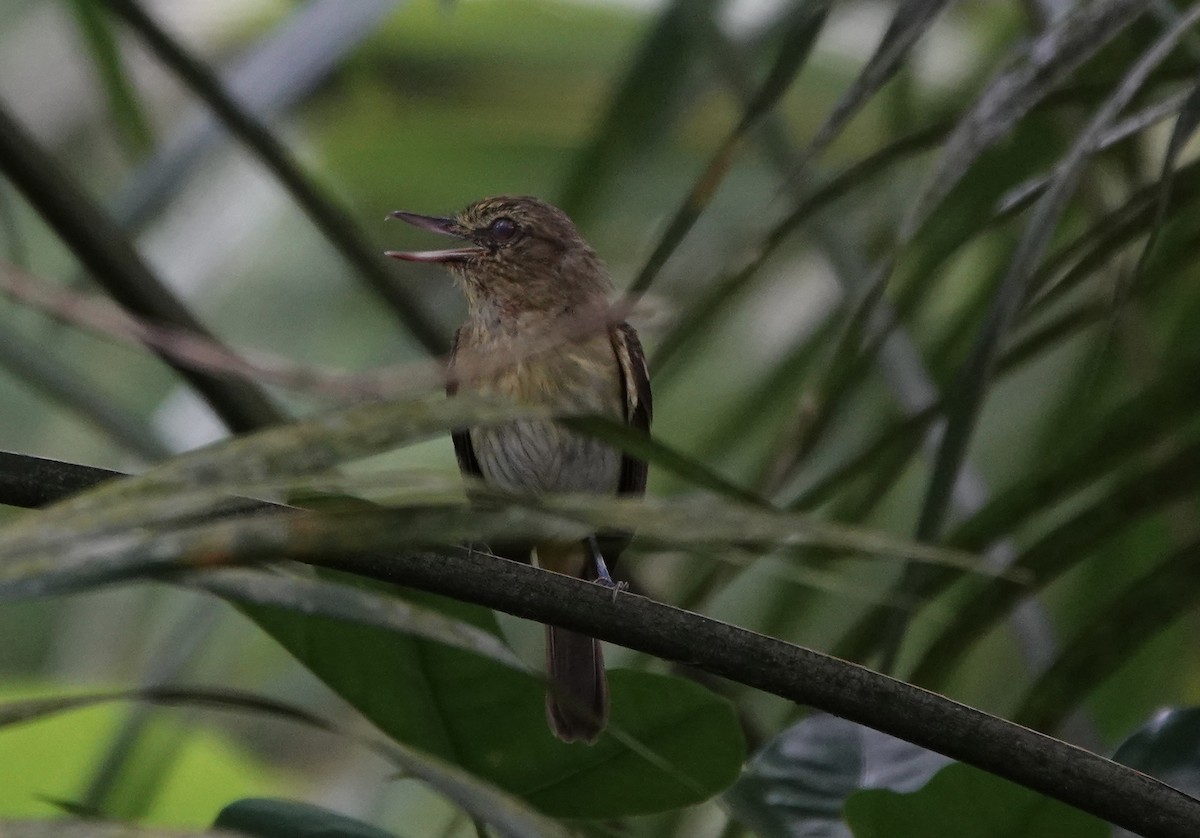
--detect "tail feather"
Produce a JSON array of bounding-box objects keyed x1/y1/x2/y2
[
  {"x1": 545, "y1": 625, "x2": 608, "y2": 743},
  {"x1": 538, "y1": 540, "x2": 611, "y2": 743}
]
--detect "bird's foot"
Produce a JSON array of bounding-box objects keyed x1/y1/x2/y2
[{"x1": 587, "y1": 536, "x2": 626, "y2": 603}]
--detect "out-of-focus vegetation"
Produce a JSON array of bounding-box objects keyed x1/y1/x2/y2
[{"x1": 3, "y1": 0, "x2": 1200, "y2": 835}]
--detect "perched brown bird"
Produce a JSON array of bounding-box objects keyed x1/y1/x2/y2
[{"x1": 386, "y1": 195, "x2": 651, "y2": 744}]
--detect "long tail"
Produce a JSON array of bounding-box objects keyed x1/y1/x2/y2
[
  {"x1": 545, "y1": 625, "x2": 608, "y2": 743},
  {"x1": 537, "y1": 540, "x2": 609, "y2": 743}
]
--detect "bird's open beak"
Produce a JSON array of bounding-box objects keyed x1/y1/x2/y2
[{"x1": 385, "y1": 211, "x2": 482, "y2": 263}]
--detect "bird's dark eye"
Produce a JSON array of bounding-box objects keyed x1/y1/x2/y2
[{"x1": 488, "y1": 217, "x2": 517, "y2": 244}]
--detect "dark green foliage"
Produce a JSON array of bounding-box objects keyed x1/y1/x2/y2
[{"x1": 3, "y1": 0, "x2": 1200, "y2": 835}]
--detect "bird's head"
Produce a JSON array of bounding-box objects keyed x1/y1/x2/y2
[{"x1": 387, "y1": 196, "x2": 610, "y2": 316}]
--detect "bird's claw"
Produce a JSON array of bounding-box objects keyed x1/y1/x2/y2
[
  {"x1": 593, "y1": 575, "x2": 627, "y2": 603},
  {"x1": 587, "y1": 536, "x2": 624, "y2": 602}
]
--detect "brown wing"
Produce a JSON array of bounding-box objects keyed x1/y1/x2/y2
[
  {"x1": 610, "y1": 322, "x2": 652, "y2": 497},
  {"x1": 447, "y1": 327, "x2": 483, "y2": 479}
]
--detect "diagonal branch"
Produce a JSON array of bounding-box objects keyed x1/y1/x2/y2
[
  {"x1": 0, "y1": 451, "x2": 1197, "y2": 837},
  {"x1": 322, "y1": 550, "x2": 1197, "y2": 838}
]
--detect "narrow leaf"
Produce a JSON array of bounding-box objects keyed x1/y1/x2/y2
[
  {"x1": 909, "y1": 436, "x2": 1200, "y2": 689},
  {"x1": 901, "y1": 0, "x2": 1150, "y2": 238},
  {"x1": 1123, "y1": 70, "x2": 1200, "y2": 295},
  {"x1": 803, "y1": 0, "x2": 950, "y2": 164},
  {"x1": 628, "y1": 2, "x2": 831, "y2": 294},
  {"x1": 878, "y1": 6, "x2": 1200, "y2": 671},
  {"x1": 562, "y1": 415, "x2": 769, "y2": 506},
  {"x1": 66, "y1": 0, "x2": 154, "y2": 157}
]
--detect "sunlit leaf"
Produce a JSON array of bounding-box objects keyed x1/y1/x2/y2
[
  {"x1": 0, "y1": 822, "x2": 234, "y2": 837},
  {"x1": 0, "y1": 688, "x2": 569, "y2": 838}
]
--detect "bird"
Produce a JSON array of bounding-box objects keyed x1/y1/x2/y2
[{"x1": 386, "y1": 195, "x2": 651, "y2": 744}]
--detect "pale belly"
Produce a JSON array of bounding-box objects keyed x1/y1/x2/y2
[
  {"x1": 458, "y1": 333, "x2": 624, "y2": 496},
  {"x1": 471, "y1": 419, "x2": 621, "y2": 494}
]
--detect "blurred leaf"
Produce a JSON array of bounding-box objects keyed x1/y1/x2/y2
[
  {"x1": 66, "y1": 0, "x2": 154, "y2": 158},
  {"x1": 651, "y1": 120, "x2": 946, "y2": 377},
  {"x1": 842, "y1": 762, "x2": 1106, "y2": 838},
  {"x1": 724, "y1": 713, "x2": 950, "y2": 838},
  {"x1": 910, "y1": 434, "x2": 1200, "y2": 688},
  {"x1": 791, "y1": 3, "x2": 1171, "y2": 550},
  {"x1": 0, "y1": 329, "x2": 170, "y2": 461},
  {"x1": 0, "y1": 687, "x2": 569, "y2": 838},
  {"x1": 1124, "y1": 71, "x2": 1200, "y2": 294},
  {"x1": 1025, "y1": 156, "x2": 1200, "y2": 311},
  {"x1": 914, "y1": 1, "x2": 1187, "y2": 544},
  {"x1": 0, "y1": 687, "x2": 332, "y2": 732},
  {"x1": 951, "y1": 352, "x2": 1200, "y2": 553},
  {"x1": 0, "y1": 102, "x2": 283, "y2": 433},
  {"x1": 784, "y1": 127, "x2": 1198, "y2": 522},
  {"x1": 1013, "y1": 537, "x2": 1200, "y2": 732},
  {"x1": 994, "y1": 87, "x2": 1191, "y2": 218},
  {"x1": 789, "y1": 407, "x2": 932, "y2": 512},
  {"x1": 803, "y1": 0, "x2": 949, "y2": 163},
  {"x1": 558, "y1": 0, "x2": 703, "y2": 222},
  {"x1": 214, "y1": 798, "x2": 396, "y2": 838},
  {"x1": 881, "y1": 6, "x2": 1200, "y2": 671},
  {"x1": 0, "y1": 823, "x2": 235, "y2": 837},
  {"x1": 0, "y1": 681, "x2": 295, "y2": 825},
  {"x1": 103, "y1": 0, "x2": 448, "y2": 354},
  {"x1": 730, "y1": 3, "x2": 831, "y2": 134},
  {"x1": 901, "y1": 0, "x2": 1148, "y2": 237},
  {"x1": 111, "y1": 0, "x2": 395, "y2": 227},
  {"x1": 766, "y1": 120, "x2": 1056, "y2": 501},
  {"x1": 7, "y1": 392, "x2": 534, "y2": 528},
  {"x1": 833, "y1": 342, "x2": 1200, "y2": 664},
  {"x1": 696, "y1": 317, "x2": 838, "y2": 468},
  {"x1": 628, "y1": 1, "x2": 831, "y2": 294}
]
